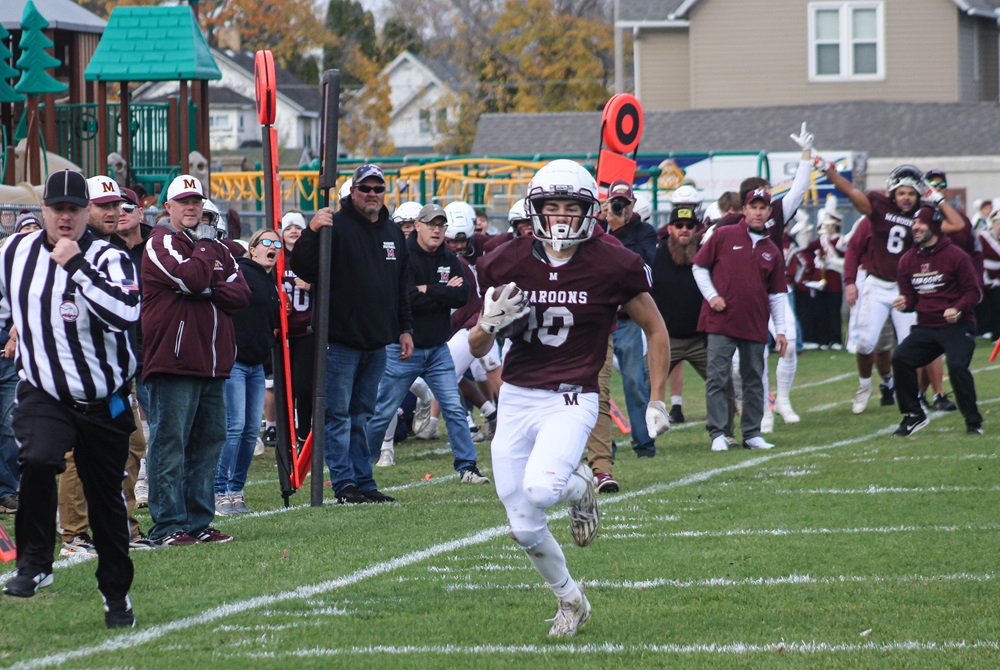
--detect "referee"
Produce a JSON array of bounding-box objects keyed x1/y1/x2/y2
[{"x1": 0, "y1": 170, "x2": 141, "y2": 629}]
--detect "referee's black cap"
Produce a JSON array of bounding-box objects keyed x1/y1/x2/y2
[{"x1": 44, "y1": 170, "x2": 89, "y2": 208}]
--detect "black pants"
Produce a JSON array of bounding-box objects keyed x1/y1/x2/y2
[
  {"x1": 13, "y1": 383, "x2": 135, "y2": 600},
  {"x1": 814, "y1": 290, "x2": 843, "y2": 346},
  {"x1": 892, "y1": 322, "x2": 982, "y2": 427},
  {"x1": 289, "y1": 333, "x2": 315, "y2": 439}
]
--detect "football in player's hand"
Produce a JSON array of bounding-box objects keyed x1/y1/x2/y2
[{"x1": 498, "y1": 311, "x2": 530, "y2": 339}]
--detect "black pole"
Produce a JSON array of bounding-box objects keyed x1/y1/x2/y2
[{"x1": 310, "y1": 70, "x2": 340, "y2": 507}]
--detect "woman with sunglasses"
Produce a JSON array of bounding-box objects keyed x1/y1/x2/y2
[{"x1": 215, "y1": 229, "x2": 282, "y2": 515}]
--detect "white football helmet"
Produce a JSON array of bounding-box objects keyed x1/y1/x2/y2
[
  {"x1": 633, "y1": 193, "x2": 653, "y2": 223},
  {"x1": 885, "y1": 165, "x2": 922, "y2": 194},
  {"x1": 338, "y1": 178, "x2": 353, "y2": 200},
  {"x1": 445, "y1": 201, "x2": 477, "y2": 256},
  {"x1": 392, "y1": 201, "x2": 423, "y2": 225},
  {"x1": 671, "y1": 184, "x2": 704, "y2": 207},
  {"x1": 200, "y1": 199, "x2": 224, "y2": 239},
  {"x1": 507, "y1": 198, "x2": 530, "y2": 234},
  {"x1": 525, "y1": 159, "x2": 599, "y2": 251}
]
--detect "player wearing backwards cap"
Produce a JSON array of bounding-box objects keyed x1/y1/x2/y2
[
  {"x1": 142, "y1": 174, "x2": 251, "y2": 546},
  {"x1": 1, "y1": 170, "x2": 140, "y2": 628},
  {"x1": 693, "y1": 188, "x2": 788, "y2": 452},
  {"x1": 816, "y1": 157, "x2": 965, "y2": 414},
  {"x1": 891, "y1": 206, "x2": 983, "y2": 436},
  {"x1": 470, "y1": 159, "x2": 670, "y2": 637}
]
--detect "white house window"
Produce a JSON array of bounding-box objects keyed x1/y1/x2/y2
[
  {"x1": 209, "y1": 114, "x2": 233, "y2": 131},
  {"x1": 419, "y1": 109, "x2": 431, "y2": 134},
  {"x1": 808, "y1": 2, "x2": 884, "y2": 81}
]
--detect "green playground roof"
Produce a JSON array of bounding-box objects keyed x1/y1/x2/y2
[{"x1": 83, "y1": 6, "x2": 221, "y2": 82}]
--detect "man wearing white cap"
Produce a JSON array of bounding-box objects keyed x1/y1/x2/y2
[{"x1": 141, "y1": 175, "x2": 251, "y2": 546}]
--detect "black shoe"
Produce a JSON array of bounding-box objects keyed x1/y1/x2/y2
[
  {"x1": 668, "y1": 404, "x2": 685, "y2": 424},
  {"x1": 361, "y1": 488, "x2": 396, "y2": 503},
  {"x1": 0, "y1": 493, "x2": 17, "y2": 514},
  {"x1": 932, "y1": 393, "x2": 958, "y2": 412},
  {"x1": 967, "y1": 424, "x2": 984, "y2": 435},
  {"x1": 634, "y1": 447, "x2": 656, "y2": 458},
  {"x1": 3, "y1": 570, "x2": 53, "y2": 597},
  {"x1": 879, "y1": 383, "x2": 895, "y2": 406},
  {"x1": 104, "y1": 597, "x2": 136, "y2": 629},
  {"x1": 894, "y1": 413, "x2": 929, "y2": 437},
  {"x1": 917, "y1": 393, "x2": 931, "y2": 412},
  {"x1": 335, "y1": 485, "x2": 372, "y2": 505},
  {"x1": 262, "y1": 426, "x2": 277, "y2": 447}
]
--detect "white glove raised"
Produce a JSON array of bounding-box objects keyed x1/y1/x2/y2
[
  {"x1": 918, "y1": 180, "x2": 945, "y2": 205},
  {"x1": 645, "y1": 400, "x2": 670, "y2": 438},
  {"x1": 812, "y1": 153, "x2": 834, "y2": 173},
  {"x1": 479, "y1": 282, "x2": 530, "y2": 334},
  {"x1": 790, "y1": 122, "x2": 814, "y2": 152}
]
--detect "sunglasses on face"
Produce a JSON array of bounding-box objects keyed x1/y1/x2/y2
[
  {"x1": 671, "y1": 221, "x2": 697, "y2": 230},
  {"x1": 255, "y1": 238, "x2": 283, "y2": 249},
  {"x1": 929, "y1": 181, "x2": 947, "y2": 189},
  {"x1": 356, "y1": 184, "x2": 386, "y2": 194},
  {"x1": 121, "y1": 204, "x2": 137, "y2": 213}
]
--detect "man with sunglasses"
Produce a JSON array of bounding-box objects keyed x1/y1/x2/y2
[{"x1": 292, "y1": 164, "x2": 413, "y2": 505}]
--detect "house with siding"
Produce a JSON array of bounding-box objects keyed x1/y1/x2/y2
[{"x1": 380, "y1": 50, "x2": 462, "y2": 155}]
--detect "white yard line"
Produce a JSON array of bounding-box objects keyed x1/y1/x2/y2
[
  {"x1": 229, "y1": 639, "x2": 1000, "y2": 658},
  {"x1": 606, "y1": 523, "x2": 1000, "y2": 540}
]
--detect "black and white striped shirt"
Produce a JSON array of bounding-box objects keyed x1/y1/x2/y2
[{"x1": 0, "y1": 229, "x2": 140, "y2": 403}]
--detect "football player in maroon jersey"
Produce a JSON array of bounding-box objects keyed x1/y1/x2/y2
[
  {"x1": 816, "y1": 159, "x2": 964, "y2": 413},
  {"x1": 469, "y1": 160, "x2": 670, "y2": 637}
]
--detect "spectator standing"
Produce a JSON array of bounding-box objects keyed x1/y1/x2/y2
[
  {"x1": 279, "y1": 211, "x2": 315, "y2": 443},
  {"x1": 892, "y1": 207, "x2": 983, "y2": 436},
  {"x1": 977, "y1": 210, "x2": 1000, "y2": 336},
  {"x1": 215, "y1": 229, "x2": 281, "y2": 514},
  {"x1": 0, "y1": 170, "x2": 140, "y2": 628},
  {"x1": 692, "y1": 188, "x2": 789, "y2": 451},
  {"x1": 291, "y1": 164, "x2": 413, "y2": 504},
  {"x1": 366, "y1": 204, "x2": 488, "y2": 483},
  {"x1": 602, "y1": 179, "x2": 659, "y2": 458},
  {"x1": 142, "y1": 175, "x2": 251, "y2": 545}
]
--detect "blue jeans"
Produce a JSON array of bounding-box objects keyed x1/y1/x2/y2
[
  {"x1": 324, "y1": 343, "x2": 387, "y2": 494},
  {"x1": 145, "y1": 374, "x2": 227, "y2": 541},
  {"x1": 367, "y1": 343, "x2": 478, "y2": 473},
  {"x1": 612, "y1": 318, "x2": 654, "y2": 452},
  {"x1": 0, "y1": 356, "x2": 19, "y2": 498},
  {"x1": 216, "y1": 362, "x2": 265, "y2": 495}
]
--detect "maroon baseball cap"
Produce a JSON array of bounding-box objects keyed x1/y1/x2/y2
[
  {"x1": 744, "y1": 188, "x2": 772, "y2": 206},
  {"x1": 914, "y1": 206, "x2": 943, "y2": 235},
  {"x1": 608, "y1": 180, "x2": 634, "y2": 201},
  {"x1": 120, "y1": 188, "x2": 139, "y2": 206}
]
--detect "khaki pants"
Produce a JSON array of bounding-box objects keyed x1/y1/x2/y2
[
  {"x1": 585, "y1": 338, "x2": 615, "y2": 475},
  {"x1": 124, "y1": 389, "x2": 146, "y2": 540},
  {"x1": 58, "y1": 451, "x2": 88, "y2": 542}
]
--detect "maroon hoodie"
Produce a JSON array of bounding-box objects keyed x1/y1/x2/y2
[{"x1": 896, "y1": 234, "x2": 980, "y2": 328}]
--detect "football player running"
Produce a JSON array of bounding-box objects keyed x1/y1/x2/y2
[{"x1": 470, "y1": 160, "x2": 670, "y2": 637}]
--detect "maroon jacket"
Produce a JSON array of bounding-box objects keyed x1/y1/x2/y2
[
  {"x1": 897, "y1": 234, "x2": 980, "y2": 328},
  {"x1": 141, "y1": 225, "x2": 252, "y2": 379}
]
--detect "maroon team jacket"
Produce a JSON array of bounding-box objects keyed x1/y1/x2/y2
[
  {"x1": 896, "y1": 234, "x2": 980, "y2": 328},
  {"x1": 141, "y1": 225, "x2": 252, "y2": 379}
]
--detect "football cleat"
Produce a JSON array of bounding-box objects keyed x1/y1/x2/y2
[
  {"x1": 773, "y1": 397, "x2": 800, "y2": 423},
  {"x1": 548, "y1": 588, "x2": 591, "y2": 637},
  {"x1": 568, "y1": 464, "x2": 600, "y2": 547},
  {"x1": 852, "y1": 384, "x2": 873, "y2": 414}
]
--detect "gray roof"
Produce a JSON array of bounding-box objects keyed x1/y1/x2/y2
[
  {"x1": 471, "y1": 101, "x2": 1000, "y2": 158},
  {"x1": 419, "y1": 52, "x2": 463, "y2": 91},
  {"x1": 143, "y1": 85, "x2": 253, "y2": 107},
  {"x1": 619, "y1": 0, "x2": 1000, "y2": 22},
  {"x1": 1, "y1": 0, "x2": 106, "y2": 33}
]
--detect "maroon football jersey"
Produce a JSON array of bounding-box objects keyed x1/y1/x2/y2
[
  {"x1": 863, "y1": 191, "x2": 915, "y2": 281},
  {"x1": 483, "y1": 231, "x2": 514, "y2": 254},
  {"x1": 477, "y1": 236, "x2": 651, "y2": 393},
  {"x1": 281, "y1": 250, "x2": 312, "y2": 337},
  {"x1": 450, "y1": 257, "x2": 483, "y2": 333}
]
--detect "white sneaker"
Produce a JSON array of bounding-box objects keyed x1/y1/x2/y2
[
  {"x1": 852, "y1": 384, "x2": 872, "y2": 414},
  {"x1": 460, "y1": 467, "x2": 490, "y2": 484},
  {"x1": 742, "y1": 436, "x2": 774, "y2": 450},
  {"x1": 568, "y1": 464, "x2": 600, "y2": 547},
  {"x1": 134, "y1": 478, "x2": 148, "y2": 508},
  {"x1": 253, "y1": 437, "x2": 266, "y2": 457},
  {"x1": 548, "y1": 588, "x2": 592, "y2": 637},
  {"x1": 470, "y1": 426, "x2": 486, "y2": 443},
  {"x1": 761, "y1": 410, "x2": 774, "y2": 434},
  {"x1": 413, "y1": 419, "x2": 439, "y2": 440},
  {"x1": 411, "y1": 398, "x2": 432, "y2": 436},
  {"x1": 711, "y1": 435, "x2": 729, "y2": 452},
  {"x1": 774, "y1": 397, "x2": 800, "y2": 423},
  {"x1": 375, "y1": 446, "x2": 395, "y2": 467}
]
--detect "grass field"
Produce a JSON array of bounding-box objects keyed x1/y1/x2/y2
[{"x1": 1, "y1": 341, "x2": 999, "y2": 669}]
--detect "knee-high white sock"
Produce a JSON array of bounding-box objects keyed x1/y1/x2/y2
[
  {"x1": 776, "y1": 341, "x2": 797, "y2": 399},
  {"x1": 523, "y1": 531, "x2": 581, "y2": 601},
  {"x1": 410, "y1": 378, "x2": 433, "y2": 404},
  {"x1": 557, "y1": 469, "x2": 589, "y2": 505}
]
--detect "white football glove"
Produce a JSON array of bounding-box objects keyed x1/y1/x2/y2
[
  {"x1": 918, "y1": 180, "x2": 945, "y2": 205},
  {"x1": 645, "y1": 400, "x2": 670, "y2": 438},
  {"x1": 812, "y1": 153, "x2": 833, "y2": 173},
  {"x1": 789, "y1": 122, "x2": 814, "y2": 152},
  {"x1": 479, "y1": 282, "x2": 530, "y2": 334}
]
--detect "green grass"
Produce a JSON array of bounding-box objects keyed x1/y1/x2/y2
[{"x1": 2, "y1": 341, "x2": 999, "y2": 669}]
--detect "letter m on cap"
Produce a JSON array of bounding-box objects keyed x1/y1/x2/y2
[
  {"x1": 184, "y1": 178, "x2": 197, "y2": 189},
  {"x1": 102, "y1": 182, "x2": 115, "y2": 193}
]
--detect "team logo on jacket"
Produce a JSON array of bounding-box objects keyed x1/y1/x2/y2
[
  {"x1": 762, "y1": 252, "x2": 773, "y2": 261},
  {"x1": 384, "y1": 241, "x2": 396, "y2": 260},
  {"x1": 60, "y1": 300, "x2": 80, "y2": 322},
  {"x1": 437, "y1": 266, "x2": 450, "y2": 283},
  {"x1": 213, "y1": 260, "x2": 224, "y2": 271}
]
